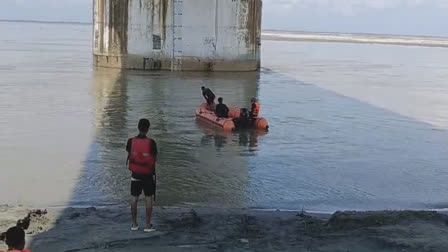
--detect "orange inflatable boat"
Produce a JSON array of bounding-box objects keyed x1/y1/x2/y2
[
  {"x1": 195, "y1": 104, "x2": 269, "y2": 131},
  {"x1": 228, "y1": 107, "x2": 269, "y2": 131},
  {"x1": 195, "y1": 103, "x2": 235, "y2": 131}
]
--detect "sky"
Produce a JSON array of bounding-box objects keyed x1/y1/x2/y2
[{"x1": 0, "y1": 0, "x2": 447, "y2": 37}]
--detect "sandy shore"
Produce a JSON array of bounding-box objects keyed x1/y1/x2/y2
[
  {"x1": 261, "y1": 31, "x2": 448, "y2": 48},
  {"x1": 1, "y1": 205, "x2": 448, "y2": 251}
]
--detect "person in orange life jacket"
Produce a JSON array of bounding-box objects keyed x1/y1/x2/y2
[
  {"x1": 215, "y1": 97, "x2": 229, "y2": 118},
  {"x1": 126, "y1": 119, "x2": 158, "y2": 232},
  {"x1": 1, "y1": 226, "x2": 31, "y2": 252},
  {"x1": 250, "y1": 97, "x2": 261, "y2": 118}
]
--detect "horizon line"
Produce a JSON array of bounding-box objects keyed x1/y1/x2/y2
[
  {"x1": 1, "y1": 19, "x2": 446, "y2": 39},
  {"x1": 0, "y1": 19, "x2": 91, "y2": 25}
]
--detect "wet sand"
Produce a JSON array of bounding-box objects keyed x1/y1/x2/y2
[{"x1": 1, "y1": 206, "x2": 448, "y2": 251}]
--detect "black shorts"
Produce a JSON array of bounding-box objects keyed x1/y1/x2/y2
[{"x1": 131, "y1": 179, "x2": 155, "y2": 197}]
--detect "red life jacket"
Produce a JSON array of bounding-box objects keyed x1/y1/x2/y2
[
  {"x1": 252, "y1": 102, "x2": 261, "y2": 117},
  {"x1": 128, "y1": 137, "x2": 155, "y2": 175}
]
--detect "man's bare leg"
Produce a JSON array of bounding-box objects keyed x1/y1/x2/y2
[
  {"x1": 131, "y1": 196, "x2": 139, "y2": 228},
  {"x1": 145, "y1": 196, "x2": 153, "y2": 229}
]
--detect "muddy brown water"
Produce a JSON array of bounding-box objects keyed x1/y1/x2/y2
[{"x1": 0, "y1": 21, "x2": 447, "y2": 212}]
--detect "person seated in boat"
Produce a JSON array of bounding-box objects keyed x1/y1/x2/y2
[
  {"x1": 1, "y1": 226, "x2": 32, "y2": 252},
  {"x1": 234, "y1": 108, "x2": 250, "y2": 129},
  {"x1": 215, "y1": 97, "x2": 229, "y2": 118},
  {"x1": 250, "y1": 97, "x2": 261, "y2": 118},
  {"x1": 201, "y1": 86, "x2": 216, "y2": 108}
]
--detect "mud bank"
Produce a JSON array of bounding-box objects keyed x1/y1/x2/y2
[{"x1": 1, "y1": 206, "x2": 448, "y2": 251}]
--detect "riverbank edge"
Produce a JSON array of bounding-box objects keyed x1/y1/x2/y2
[{"x1": 1, "y1": 206, "x2": 448, "y2": 251}]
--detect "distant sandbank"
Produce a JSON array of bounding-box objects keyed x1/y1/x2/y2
[{"x1": 262, "y1": 30, "x2": 448, "y2": 48}]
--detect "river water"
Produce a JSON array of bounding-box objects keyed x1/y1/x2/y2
[{"x1": 1, "y1": 21, "x2": 447, "y2": 213}]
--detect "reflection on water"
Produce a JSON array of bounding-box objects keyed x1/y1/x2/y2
[
  {"x1": 79, "y1": 67, "x2": 448, "y2": 212},
  {"x1": 71, "y1": 68, "x2": 262, "y2": 208},
  {"x1": 196, "y1": 119, "x2": 266, "y2": 150}
]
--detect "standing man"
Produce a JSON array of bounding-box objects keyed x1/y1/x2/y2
[
  {"x1": 201, "y1": 86, "x2": 216, "y2": 108},
  {"x1": 126, "y1": 119, "x2": 158, "y2": 232}
]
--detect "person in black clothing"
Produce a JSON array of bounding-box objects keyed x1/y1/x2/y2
[
  {"x1": 215, "y1": 97, "x2": 229, "y2": 118},
  {"x1": 126, "y1": 119, "x2": 158, "y2": 232},
  {"x1": 201, "y1": 86, "x2": 216, "y2": 106},
  {"x1": 233, "y1": 108, "x2": 250, "y2": 129},
  {"x1": 3, "y1": 226, "x2": 29, "y2": 252}
]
